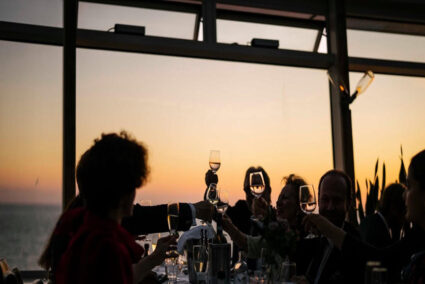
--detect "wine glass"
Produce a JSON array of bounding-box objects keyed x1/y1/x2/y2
[
  {"x1": 167, "y1": 203, "x2": 180, "y2": 237},
  {"x1": 249, "y1": 171, "x2": 265, "y2": 198},
  {"x1": 209, "y1": 150, "x2": 221, "y2": 173},
  {"x1": 216, "y1": 188, "x2": 229, "y2": 215},
  {"x1": 206, "y1": 183, "x2": 219, "y2": 206},
  {"x1": 299, "y1": 185, "x2": 317, "y2": 238}
]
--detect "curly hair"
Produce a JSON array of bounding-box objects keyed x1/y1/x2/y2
[
  {"x1": 281, "y1": 174, "x2": 307, "y2": 204},
  {"x1": 76, "y1": 131, "x2": 149, "y2": 214}
]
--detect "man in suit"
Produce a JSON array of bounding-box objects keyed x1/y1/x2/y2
[{"x1": 303, "y1": 170, "x2": 362, "y2": 284}]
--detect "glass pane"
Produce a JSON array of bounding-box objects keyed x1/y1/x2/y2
[
  {"x1": 217, "y1": 19, "x2": 318, "y2": 51},
  {"x1": 351, "y1": 72, "x2": 425, "y2": 205},
  {"x1": 0, "y1": 0, "x2": 62, "y2": 27},
  {"x1": 0, "y1": 41, "x2": 62, "y2": 269},
  {"x1": 348, "y1": 30, "x2": 425, "y2": 63},
  {"x1": 76, "y1": 49, "x2": 333, "y2": 205},
  {"x1": 78, "y1": 2, "x2": 196, "y2": 40}
]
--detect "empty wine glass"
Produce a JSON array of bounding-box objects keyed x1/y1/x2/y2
[
  {"x1": 209, "y1": 150, "x2": 221, "y2": 173},
  {"x1": 249, "y1": 171, "x2": 265, "y2": 199},
  {"x1": 167, "y1": 203, "x2": 180, "y2": 237},
  {"x1": 216, "y1": 189, "x2": 229, "y2": 215},
  {"x1": 299, "y1": 185, "x2": 317, "y2": 238}
]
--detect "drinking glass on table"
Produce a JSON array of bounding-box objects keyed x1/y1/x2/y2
[
  {"x1": 279, "y1": 259, "x2": 296, "y2": 282},
  {"x1": 167, "y1": 203, "x2": 180, "y2": 276},
  {"x1": 193, "y1": 245, "x2": 208, "y2": 283},
  {"x1": 209, "y1": 150, "x2": 221, "y2": 173},
  {"x1": 299, "y1": 185, "x2": 317, "y2": 239}
]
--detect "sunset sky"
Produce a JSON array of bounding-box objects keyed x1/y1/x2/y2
[{"x1": 1, "y1": 1, "x2": 425, "y2": 207}]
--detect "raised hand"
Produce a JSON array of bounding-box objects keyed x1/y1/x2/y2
[
  {"x1": 149, "y1": 235, "x2": 177, "y2": 266},
  {"x1": 194, "y1": 200, "x2": 214, "y2": 223}
]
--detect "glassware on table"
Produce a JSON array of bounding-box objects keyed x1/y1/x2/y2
[
  {"x1": 216, "y1": 188, "x2": 229, "y2": 215},
  {"x1": 193, "y1": 245, "x2": 208, "y2": 283},
  {"x1": 370, "y1": 267, "x2": 388, "y2": 284},
  {"x1": 299, "y1": 184, "x2": 317, "y2": 239},
  {"x1": 209, "y1": 150, "x2": 221, "y2": 173},
  {"x1": 279, "y1": 259, "x2": 296, "y2": 283},
  {"x1": 249, "y1": 172, "x2": 265, "y2": 199},
  {"x1": 165, "y1": 257, "x2": 178, "y2": 283},
  {"x1": 258, "y1": 248, "x2": 270, "y2": 280},
  {"x1": 233, "y1": 251, "x2": 248, "y2": 284}
]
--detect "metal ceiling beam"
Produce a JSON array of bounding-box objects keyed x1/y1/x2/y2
[
  {"x1": 81, "y1": 0, "x2": 425, "y2": 36},
  {"x1": 2, "y1": 21, "x2": 425, "y2": 77},
  {"x1": 76, "y1": 29, "x2": 331, "y2": 69},
  {"x1": 346, "y1": 17, "x2": 425, "y2": 37}
]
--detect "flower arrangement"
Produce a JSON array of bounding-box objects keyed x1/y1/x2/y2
[{"x1": 260, "y1": 207, "x2": 298, "y2": 264}]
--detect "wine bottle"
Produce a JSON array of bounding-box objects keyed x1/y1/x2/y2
[{"x1": 213, "y1": 214, "x2": 227, "y2": 244}]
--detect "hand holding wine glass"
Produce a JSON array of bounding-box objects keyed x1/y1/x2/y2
[{"x1": 299, "y1": 185, "x2": 317, "y2": 238}]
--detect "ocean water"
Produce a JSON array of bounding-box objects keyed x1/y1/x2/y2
[{"x1": 0, "y1": 203, "x2": 61, "y2": 270}]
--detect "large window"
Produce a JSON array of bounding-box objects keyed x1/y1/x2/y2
[
  {"x1": 0, "y1": 0, "x2": 62, "y2": 27},
  {"x1": 76, "y1": 49, "x2": 333, "y2": 205},
  {"x1": 78, "y1": 2, "x2": 196, "y2": 40},
  {"x1": 347, "y1": 30, "x2": 425, "y2": 63},
  {"x1": 0, "y1": 41, "x2": 62, "y2": 269},
  {"x1": 351, "y1": 72, "x2": 425, "y2": 204},
  {"x1": 217, "y1": 20, "x2": 319, "y2": 51}
]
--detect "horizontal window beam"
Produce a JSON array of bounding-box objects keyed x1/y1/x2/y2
[{"x1": 2, "y1": 21, "x2": 425, "y2": 77}]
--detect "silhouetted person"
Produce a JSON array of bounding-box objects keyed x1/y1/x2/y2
[
  {"x1": 302, "y1": 170, "x2": 361, "y2": 284},
  {"x1": 206, "y1": 166, "x2": 271, "y2": 268},
  {"x1": 360, "y1": 183, "x2": 406, "y2": 247},
  {"x1": 305, "y1": 149, "x2": 425, "y2": 283},
  {"x1": 54, "y1": 132, "x2": 176, "y2": 284}
]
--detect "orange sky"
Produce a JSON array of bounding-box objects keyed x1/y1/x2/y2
[{"x1": 1, "y1": 2, "x2": 425, "y2": 207}]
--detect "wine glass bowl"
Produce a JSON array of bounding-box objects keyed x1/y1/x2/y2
[
  {"x1": 299, "y1": 185, "x2": 316, "y2": 214},
  {"x1": 206, "y1": 183, "x2": 219, "y2": 206},
  {"x1": 216, "y1": 189, "x2": 229, "y2": 215},
  {"x1": 249, "y1": 171, "x2": 265, "y2": 199},
  {"x1": 209, "y1": 150, "x2": 221, "y2": 173}
]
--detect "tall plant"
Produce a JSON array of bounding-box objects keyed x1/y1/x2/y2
[{"x1": 356, "y1": 146, "x2": 406, "y2": 221}]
